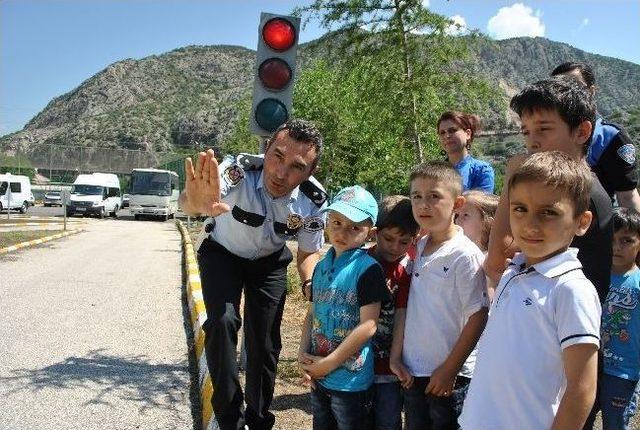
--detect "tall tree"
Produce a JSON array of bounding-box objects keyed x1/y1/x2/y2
[{"x1": 295, "y1": 0, "x2": 494, "y2": 163}]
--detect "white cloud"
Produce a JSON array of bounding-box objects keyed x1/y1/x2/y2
[
  {"x1": 487, "y1": 3, "x2": 545, "y2": 39},
  {"x1": 422, "y1": 0, "x2": 430, "y2": 8},
  {"x1": 445, "y1": 15, "x2": 467, "y2": 36},
  {"x1": 582, "y1": 18, "x2": 589, "y2": 26}
]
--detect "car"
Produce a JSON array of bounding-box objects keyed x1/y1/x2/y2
[
  {"x1": 122, "y1": 193, "x2": 130, "y2": 208},
  {"x1": 28, "y1": 191, "x2": 35, "y2": 207},
  {"x1": 43, "y1": 190, "x2": 62, "y2": 207}
]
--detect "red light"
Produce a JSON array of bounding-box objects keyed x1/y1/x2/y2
[
  {"x1": 259, "y1": 59, "x2": 292, "y2": 90},
  {"x1": 262, "y1": 18, "x2": 296, "y2": 51}
]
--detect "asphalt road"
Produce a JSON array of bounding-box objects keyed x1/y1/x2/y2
[{"x1": 0, "y1": 216, "x2": 194, "y2": 429}]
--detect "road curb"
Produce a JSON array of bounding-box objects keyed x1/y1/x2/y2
[
  {"x1": 176, "y1": 220, "x2": 217, "y2": 430},
  {"x1": 0, "y1": 228, "x2": 85, "y2": 255}
]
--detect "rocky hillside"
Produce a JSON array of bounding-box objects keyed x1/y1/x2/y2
[{"x1": 2, "y1": 36, "x2": 638, "y2": 151}]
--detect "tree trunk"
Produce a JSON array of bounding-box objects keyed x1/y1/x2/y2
[{"x1": 395, "y1": 0, "x2": 424, "y2": 163}]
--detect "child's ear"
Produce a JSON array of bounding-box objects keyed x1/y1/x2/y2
[
  {"x1": 575, "y1": 210, "x2": 593, "y2": 237},
  {"x1": 576, "y1": 120, "x2": 593, "y2": 147},
  {"x1": 454, "y1": 195, "x2": 466, "y2": 211}
]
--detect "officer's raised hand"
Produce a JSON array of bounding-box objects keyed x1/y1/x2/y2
[{"x1": 180, "y1": 149, "x2": 231, "y2": 217}]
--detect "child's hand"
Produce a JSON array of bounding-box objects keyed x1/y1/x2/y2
[
  {"x1": 425, "y1": 363, "x2": 457, "y2": 397},
  {"x1": 298, "y1": 351, "x2": 316, "y2": 388},
  {"x1": 390, "y1": 359, "x2": 414, "y2": 389},
  {"x1": 301, "y1": 353, "x2": 335, "y2": 379}
]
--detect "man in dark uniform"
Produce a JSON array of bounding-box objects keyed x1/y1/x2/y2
[
  {"x1": 180, "y1": 119, "x2": 327, "y2": 430},
  {"x1": 552, "y1": 61, "x2": 640, "y2": 210}
]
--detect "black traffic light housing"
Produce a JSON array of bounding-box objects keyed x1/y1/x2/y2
[{"x1": 250, "y1": 12, "x2": 300, "y2": 136}]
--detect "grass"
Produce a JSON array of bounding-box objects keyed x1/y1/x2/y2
[
  {"x1": 0, "y1": 218, "x2": 65, "y2": 225},
  {"x1": 0, "y1": 230, "x2": 57, "y2": 248}
]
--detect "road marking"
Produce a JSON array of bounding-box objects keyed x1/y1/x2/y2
[
  {"x1": 0, "y1": 229, "x2": 85, "y2": 255},
  {"x1": 176, "y1": 220, "x2": 219, "y2": 430}
]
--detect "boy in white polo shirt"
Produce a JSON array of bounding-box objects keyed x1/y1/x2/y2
[
  {"x1": 460, "y1": 151, "x2": 602, "y2": 430},
  {"x1": 390, "y1": 161, "x2": 488, "y2": 430}
]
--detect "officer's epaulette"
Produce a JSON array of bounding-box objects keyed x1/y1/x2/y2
[
  {"x1": 300, "y1": 178, "x2": 328, "y2": 207},
  {"x1": 236, "y1": 153, "x2": 264, "y2": 171}
]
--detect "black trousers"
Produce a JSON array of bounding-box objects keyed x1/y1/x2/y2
[{"x1": 197, "y1": 239, "x2": 292, "y2": 430}]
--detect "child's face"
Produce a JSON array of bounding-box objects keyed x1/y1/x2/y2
[
  {"x1": 455, "y1": 201, "x2": 485, "y2": 250},
  {"x1": 438, "y1": 119, "x2": 471, "y2": 155},
  {"x1": 519, "y1": 109, "x2": 589, "y2": 160},
  {"x1": 410, "y1": 177, "x2": 462, "y2": 233},
  {"x1": 612, "y1": 228, "x2": 640, "y2": 273},
  {"x1": 326, "y1": 210, "x2": 372, "y2": 257},
  {"x1": 374, "y1": 227, "x2": 414, "y2": 263},
  {"x1": 509, "y1": 181, "x2": 591, "y2": 266}
]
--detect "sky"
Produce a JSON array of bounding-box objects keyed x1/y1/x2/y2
[{"x1": 1, "y1": 0, "x2": 639, "y2": 136}]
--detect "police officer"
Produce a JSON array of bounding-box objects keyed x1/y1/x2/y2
[
  {"x1": 179, "y1": 119, "x2": 327, "y2": 430},
  {"x1": 552, "y1": 61, "x2": 640, "y2": 210}
]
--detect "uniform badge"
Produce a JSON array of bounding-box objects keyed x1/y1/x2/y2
[
  {"x1": 303, "y1": 216, "x2": 325, "y2": 232},
  {"x1": 223, "y1": 165, "x2": 244, "y2": 187},
  {"x1": 617, "y1": 144, "x2": 636, "y2": 165},
  {"x1": 287, "y1": 213, "x2": 304, "y2": 230}
]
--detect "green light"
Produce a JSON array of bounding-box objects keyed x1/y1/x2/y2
[{"x1": 254, "y1": 98, "x2": 288, "y2": 132}]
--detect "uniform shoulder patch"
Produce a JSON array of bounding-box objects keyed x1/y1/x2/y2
[
  {"x1": 617, "y1": 143, "x2": 636, "y2": 165},
  {"x1": 303, "y1": 216, "x2": 325, "y2": 232},
  {"x1": 222, "y1": 164, "x2": 245, "y2": 187},
  {"x1": 300, "y1": 179, "x2": 328, "y2": 207},
  {"x1": 236, "y1": 153, "x2": 264, "y2": 171}
]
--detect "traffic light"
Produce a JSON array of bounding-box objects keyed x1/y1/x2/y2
[{"x1": 250, "y1": 12, "x2": 300, "y2": 136}]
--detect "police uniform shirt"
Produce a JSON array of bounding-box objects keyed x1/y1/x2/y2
[
  {"x1": 459, "y1": 248, "x2": 601, "y2": 430},
  {"x1": 588, "y1": 117, "x2": 638, "y2": 199},
  {"x1": 207, "y1": 153, "x2": 327, "y2": 260},
  {"x1": 572, "y1": 173, "x2": 613, "y2": 303}
]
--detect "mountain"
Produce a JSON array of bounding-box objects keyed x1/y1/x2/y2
[{"x1": 2, "y1": 36, "x2": 639, "y2": 152}]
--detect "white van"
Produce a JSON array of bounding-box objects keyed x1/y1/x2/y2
[
  {"x1": 129, "y1": 168, "x2": 179, "y2": 221},
  {"x1": 0, "y1": 173, "x2": 32, "y2": 213},
  {"x1": 67, "y1": 173, "x2": 121, "y2": 218}
]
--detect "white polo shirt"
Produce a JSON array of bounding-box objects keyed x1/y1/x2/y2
[
  {"x1": 460, "y1": 248, "x2": 601, "y2": 430},
  {"x1": 403, "y1": 227, "x2": 487, "y2": 378}
]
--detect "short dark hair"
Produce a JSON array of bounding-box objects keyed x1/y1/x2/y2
[
  {"x1": 510, "y1": 76, "x2": 596, "y2": 146},
  {"x1": 409, "y1": 161, "x2": 463, "y2": 197},
  {"x1": 551, "y1": 61, "x2": 596, "y2": 88},
  {"x1": 508, "y1": 151, "x2": 592, "y2": 217},
  {"x1": 377, "y1": 195, "x2": 419, "y2": 236},
  {"x1": 265, "y1": 118, "x2": 324, "y2": 170},
  {"x1": 613, "y1": 207, "x2": 640, "y2": 236}
]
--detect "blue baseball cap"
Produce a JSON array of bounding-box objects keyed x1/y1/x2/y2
[{"x1": 322, "y1": 185, "x2": 378, "y2": 224}]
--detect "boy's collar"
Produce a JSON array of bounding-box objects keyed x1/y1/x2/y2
[
  {"x1": 328, "y1": 246, "x2": 365, "y2": 263},
  {"x1": 509, "y1": 248, "x2": 582, "y2": 278}
]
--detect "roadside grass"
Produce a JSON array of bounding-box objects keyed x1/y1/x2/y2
[
  {"x1": 0, "y1": 230, "x2": 57, "y2": 248},
  {"x1": 0, "y1": 217, "x2": 64, "y2": 224}
]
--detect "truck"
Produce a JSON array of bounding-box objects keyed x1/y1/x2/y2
[
  {"x1": 0, "y1": 173, "x2": 32, "y2": 213},
  {"x1": 67, "y1": 173, "x2": 121, "y2": 218},
  {"x1": 128, "y1": 168, "x2": 179, "y2": 221}
]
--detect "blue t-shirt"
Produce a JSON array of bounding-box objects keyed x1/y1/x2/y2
[
  {"x1": 311, "y1": 247, "x2": 388, "y2": 392},
  {"x1": 602, "y1": 269, "x2": 640, "y2": 381},
  {"x1": 452, "y1": 155, "x2": 495, "y2": 193}
]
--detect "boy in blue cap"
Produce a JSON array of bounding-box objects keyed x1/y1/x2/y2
[{"x1": 298, "y1": 185, "x2": 390, "y2": 430}]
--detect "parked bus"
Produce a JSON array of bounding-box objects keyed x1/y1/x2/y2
[{"x1": 128, "y1": 168, "x2": 179, "y2": 221}]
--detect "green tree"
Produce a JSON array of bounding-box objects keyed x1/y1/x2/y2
[{"x1": 295, "y1": 0, "x2": 499, "y2": 163}]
